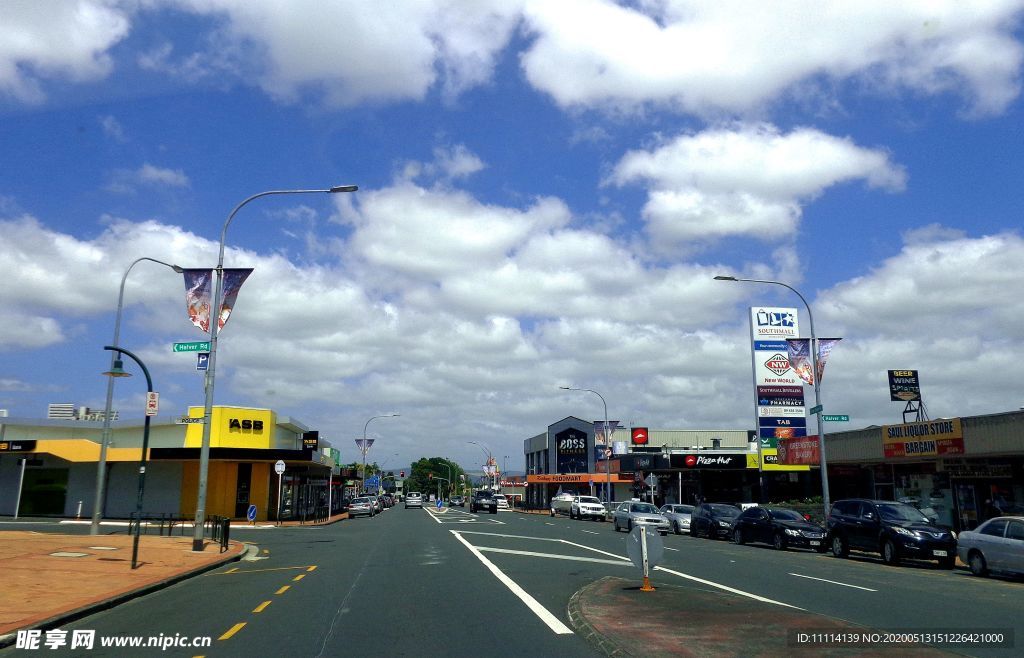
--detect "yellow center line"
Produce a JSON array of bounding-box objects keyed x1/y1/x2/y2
[
  {"x1": 212, "y1": 566, "x2": 310, "y2": 575},
  {"x1": 275, "y1": 585, "x2": 290, "y2": 595},
  {"x1": 223, "y1": 568, "x2": 239, "y2": 574},
  {"x1": 306, "y1": 565, "x2": 317, "y2": 572},
  {"x1": 253, "y1": 601, "x2": 272, "y2": 613},
  {"x1": 218, "y1": 622, "x2": 246, "y2": 641},
  {"x1": 292, "y1": 574, "x2": 305, "y2": 582}
]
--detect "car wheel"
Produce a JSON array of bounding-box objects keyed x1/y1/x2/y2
[
  {"x1": 733, "y1": 528, "x2": 744, "y2": 545},
  {"x1": 882, "y1": 539, "x2": 899, "y2": 565},
  {"x1": 968, "y1": 551, "x2": 988, "y2": 576},
  {"x1": 491, "y1": 508, "x2": 497, "y2": 514},
  {"x1": 689, "y1": 524, "x2": 696, "y2": 537},
  {"x1": 626, "y1": 520, "x2": 633, "y2": 532},
  {"x1": 831, "y1": 534, "x2": 848, "y2": 558},
  {"x1": 613, "y1": 519, "x2": 620, "y2": 532},
  {"x1": 772, "y1": 533, "x2": 786, "y2": 551},
  {"x1": 673, "y1": 521, "x2": 681, "y2": 535}
]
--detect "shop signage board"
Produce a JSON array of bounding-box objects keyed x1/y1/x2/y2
[
  {"x1": 670, "y1": 453, "x2": 748, "y2": 470},
  {"x1": 888, "y1": 369, "x2": 921, "y2": 401},
  {"x1": 881, "y1": 419, "x2": 964, "y2": 458},
  {"x1": 748, "y1": 308, "x2": 808, "y2": 462},
  {"x1": 777, "y1": 437, "x2": 821, "y2": 465},
  {"x1": 0, "y1": 440, "x2": 37, "y2": 452}
]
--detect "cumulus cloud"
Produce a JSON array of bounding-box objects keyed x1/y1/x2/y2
[
  {"x1": 608, "y1": 123, "x2": 906, "y2": 250},
  {"x1": 0, "y1": 0, "x2": 131, "y2": 103},
  {"x1": 519, "y1": 0, "x2": 1024, "y2": 117}
]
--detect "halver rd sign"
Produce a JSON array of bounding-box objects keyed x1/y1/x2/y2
[
  {"x1": 822, "y1": 415, "x2": 850, "y2": 422},
  {"x1": 173, "y1": 341, "x2": 211, "y2": 353}
]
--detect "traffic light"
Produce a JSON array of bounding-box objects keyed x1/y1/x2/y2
[{"x1": 400, "y1": 470, "x2": 405, "y2": 478}]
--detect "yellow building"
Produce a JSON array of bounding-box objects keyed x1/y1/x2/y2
[{"x1": 0, "y1": 406, "x2": 336, "y2": 521}]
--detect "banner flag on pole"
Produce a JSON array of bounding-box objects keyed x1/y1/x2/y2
[
  {"x1": 786, "y1": 338, "x2": 842, "y2": 385},
  {"x1": 355, "y1": 438, "x2": 375, "y2": 455},
  {"x1": 218, "y1": 268, "x2": 253, "y2": 330},
  {"x1": 183, "y1": 269, "x2": 213, "y2": 333}
]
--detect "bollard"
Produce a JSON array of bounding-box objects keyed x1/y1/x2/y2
[{"x1": 76, "y1": 500, "x2": 83, "y2": 519}]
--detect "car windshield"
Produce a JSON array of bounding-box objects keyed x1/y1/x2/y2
[
  {"x1": 668, "y1": 505, "x2": 693, "y2": 514},
  {"x1": 877, "y1": 503, "x2": 931, "y2": 523},
  {"x1": 631, "y1": 503, "x2": 659, "y2": 513},
  {"x1": 710, "y1": 504, "x2": 740, "y2": 517},
  {"x1": 768, "y1": 509, "x2": 805, "y2": 521},
  {"x1": 352, "y1": 497, "x2": 369, "y2": 504},
  {"x1": 578, "y1": 497, "x2": 601, "y2": 504}
]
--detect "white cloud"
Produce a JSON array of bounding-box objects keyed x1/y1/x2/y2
[
  {"x1": 0, "y1": 0, "x2": 131, "y2": 103},
  {"x1": 106, "y1": 163, "x2": 190, "y2": 193},
  {"x1": 519, "y1": 0, "x2": 1024, "y2": 116},
  {"x1": 608, "y1": 124, "x2": 905, "y2": 251},
  {"x1": 99, "y1": 114, "x2": 126, "y2": 142}
]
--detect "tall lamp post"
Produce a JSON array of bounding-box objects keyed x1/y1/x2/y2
[
  {"x1": 92, "y1": 257, "x2": 183, "y2": 536},
  {"x1": 560, "y1": 386, "x2": 612, "y2": 502},
  {"x1": 101, "y1": 346, "x2": 154, "y2": 569},
  {"x1": 192, "y1": 185, "x2": 358, "y2": 552},
  {"x1": 361, "y1": 415, "x2": 400, "y2": 494},
  {"x1": 714, "y1": 275, "x2": 831, "y2": 519},
  {"x1": 468, "y1": 441, "x2": 493, "y2": 489}
]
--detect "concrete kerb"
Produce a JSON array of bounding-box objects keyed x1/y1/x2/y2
[
  {"x1": 567, "y1": 577, "x2": 630, "y2": 657},
  {"x1": 0, "y1": 540, "x2": 245, "y2": 650}
]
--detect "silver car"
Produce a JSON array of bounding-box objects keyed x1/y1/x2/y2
[
  {"x1": 612, "y1": 501, "x2": 670, "y2": 535},
  {"x1": 348, "y1": 496, "x2": 375, "y2": 518},
  {"x1": 957, "y1": 516, "x2": 1024, "y2": 577},
  {"x1": 659, "y1": 504, "x2": 694, "y2": 535}
]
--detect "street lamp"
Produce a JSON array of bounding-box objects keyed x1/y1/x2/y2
[
  {"x1": 92, "y1": 257, "x2": 183, "y2": 536},
  {"x1": 468, "y1": 441, "x2": 494, "y2": 489},
  {"x1": 192, "y1": 185, "x2": 358, "y2": 551},
  {"x1": 560, "y1": 386, "x2": 612, "y2": 502},
  {"x1": 714, "y1": 275, "x2": 831, "y2": 519},
  {"x1": 361, "y1": 415, "x2": 400, "y2": 494},
  {"x1": 102, "y1": 346, "x2": 154, "y2": 569}
]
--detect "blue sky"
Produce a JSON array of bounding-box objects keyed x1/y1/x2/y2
[{"x1": 2, "y1": 1, "x2": 1023, "y2": 472}]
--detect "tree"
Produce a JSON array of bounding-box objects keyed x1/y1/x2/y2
[{"x1": 407, "y1": 457, "x2": 466, "y2": 499}]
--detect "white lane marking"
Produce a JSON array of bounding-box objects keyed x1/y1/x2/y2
[
  {"x1": 581, "y1": 530, "x2": 600, "y2": 535},
  {"x1": 788, "y1": 573, "x2": 878, "y2": 592},
  {"x1": 544, "y1": 522, "x2": 555, "y2": 526},
  {"x1": 477, "y1": 546, "x2": 630, "y2": 566},
  {"x1": 654, "y1": 566, "x2": 803, "y2": 610},
  {"x1": 457, "y1": 531, "x2": 802, "y2": 610},
  {"x1": 665, "y1": 547, "x2": 679, "y2": 551},
  {"x1": 451, "y1": 531, "x2": 573, "y2": 635}
]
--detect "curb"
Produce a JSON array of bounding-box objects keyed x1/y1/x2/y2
[
  {"x1": 566, "y1": 577, "x2": 630, "y2": 658},
  {"x1": 0, "y1": 541, "x2": 246, "y2": 650}
]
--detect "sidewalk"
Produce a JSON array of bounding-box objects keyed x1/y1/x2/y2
[{"x1": 0, "y1": 530, "x2": 245, "y2": 646}]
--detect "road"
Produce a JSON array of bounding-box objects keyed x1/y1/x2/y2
[{"x1": 5, "y1": 507, "x2": 1022, "y2": 656}]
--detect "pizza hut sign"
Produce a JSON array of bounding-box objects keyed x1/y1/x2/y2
[{"x1": 672, "y1": 453, "x2": 747, "y2": 470}]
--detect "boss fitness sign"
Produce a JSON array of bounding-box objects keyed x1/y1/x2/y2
[{"x1": 882, "y1": 419, "x2": 964, "y2": 458}]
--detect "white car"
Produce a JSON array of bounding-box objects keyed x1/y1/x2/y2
[
  {"x1": 571, "y1": 496, "x2": 608, "y2": 521},
  {"x1": 957, "y1": 516, "x2": 1024, "y2": 577},
  {"x1": 405, "y1": 492, "x2": 423, "y2": 509},
  {"x1": 494, "y1": 493, "x2": 510, "y2": 510}
]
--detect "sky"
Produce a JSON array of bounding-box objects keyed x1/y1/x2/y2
[{"x1": 2, "y1": 1, "x2": 1024, "y2": 475}]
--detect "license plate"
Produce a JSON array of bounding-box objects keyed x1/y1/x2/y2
[
  {"x1": 810, "y1": 541, "x2": 820, "y2": 546},
  {"x1": 933, "y1": 550, "x2": 947, "y2": 557}
]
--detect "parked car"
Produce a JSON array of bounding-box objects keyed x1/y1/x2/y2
[
  {"x1": 957, "y1": 516, "x2": 1024, "y2": 577},
  {"x1": 471, "y1": 489, "x2": 498, "y2": 514},
  {"x1": 571, "y1": 496, "x2": 608, "y2": 521},
  {"x1": 731, "y1": 506, "x2": 827, "y2": 551},
  {"x1": 348, "y1": 496, "x2": 375, "y2": 518},
  {"x1": 494, "y1": 493, "x2": 510, "y2": 510},
  {"x1": 827, "y1": 498, "x2": 956, "y2": 569},
  {"x1": 405, "y1": 492, "x2": 423, "y2": 509},
  {"x1": 690, "y1": 503, "x2": 741, "y2": 539},
  {"x1": 612, "y1": 501, "x2": 670, "y2": 535},
  {"x1": 659, "y1": 504, "x2": 694, "y2": 534},
  {"x1": 450, "y1": 495, "x2": 465, "y2": 507}
]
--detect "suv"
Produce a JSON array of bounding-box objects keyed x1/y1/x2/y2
[
  {"x1": 570, "y1": 496, "x2": 608, "y2": 521},
  {"x1": 470, "y1": 489, "x2": 498, "y2": 514},
  {"x1": 690, "y1": 503, "x2": 741, "y2": 539},
  {"x1": 405, "y1": 492, "x2": 423, "y2": 509},
  {"x1": 827, "y1": 499, "x2": 956, "y2": 569}
]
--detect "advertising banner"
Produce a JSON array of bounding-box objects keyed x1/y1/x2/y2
[
  {"x1": 183, "y1": 269, "x2": 213, "y2": 332},
  {"x1": 786, "y1": 338, "x2": 842, "y2": 385},
  {"x1": 888, "y1": 369, "x2": 922, "y2": 401},
  {"x1": 881, "y1": 419, "x2": 964, "y2": 458},
  {"x1": 777, "y1": 437, "x2": 821, "y2": 465},
  {"x1": 670, "y1": 453, "x2": 748, "y2": 470},
  {"x1": 556, "y1": 428, "x2": 588, "y2": 474},
  {"x1": 354, "y1": 438, "x2": 374, "y2": 455}
]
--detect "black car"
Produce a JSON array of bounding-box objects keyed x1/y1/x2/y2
[
  {"x1": 731, "y1": 506, "x2": 827, "y2": 551},
  {"x1": 689, "y1": 503, "x2": 741, "y2": 539},
  {"x1": 470, "y1": 489, "x2": 498, "y2": 514},
  {"x1": 827, "y1": 498, "x2": 956, "y2": 569}
]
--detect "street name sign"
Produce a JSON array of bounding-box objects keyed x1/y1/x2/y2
[
  {"x1": 173, "y1": 341, "x2": 211, "y2": 353},
  {"x1": 822, "y1": 414, "x2": 850, "y2": 422},
  {"x1": 809, "y1": 404, "x2": 823, "y2": 415}
]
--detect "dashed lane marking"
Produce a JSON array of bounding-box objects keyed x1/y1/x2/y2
[
  {"x1": 788, "y1": 572, "x2": 878, "y2": 591},
  {"x1": 293, "y1": 574, "x2": 305, "y2": 582},
  {"x1": 218, "y1": 623, "x2": 246, "y2": 641},
  {"x1": 253, "y1": 601, "x2": 272, "y2": 613},
  {"x1": 275, "y1": 585, "x2": 290, "y2": 595}
]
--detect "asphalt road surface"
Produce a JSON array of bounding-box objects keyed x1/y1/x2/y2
[{"x1": 4, "y1": 508, "x2": 1022, "y2": 657}]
